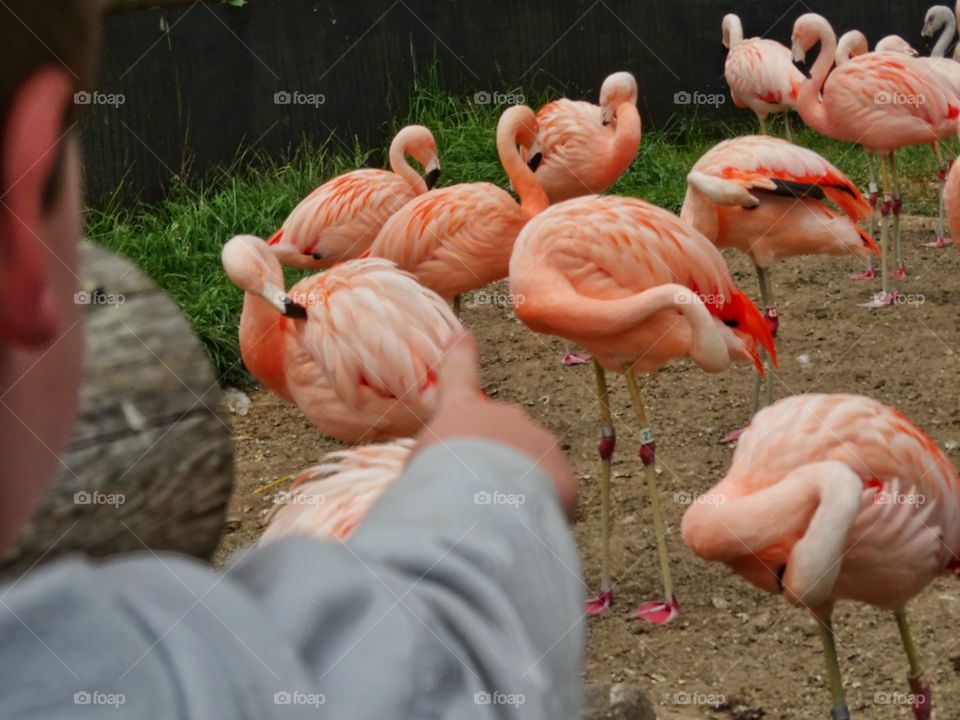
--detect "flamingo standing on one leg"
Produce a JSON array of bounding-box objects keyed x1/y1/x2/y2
[
  {"x1": 921, "y1": 5, "x2": 960, "y2": 248},
  {"x1": 368, "y1": 105, "x2": 548, "y2": 313},
  {"x1": 791, "y1": 13, "x2": 960, "y2": 308},
  {"x1": 267, "y1": 125, "x2": 441, "y2": 269},
  {"x1": 722, "y1": 13, "x2": 805, "y2": 140},
  {"x1": 682, "y1": 134, "x2": 878, "y2": 423},
  {"x1": 682, "y1": 393, "x2": 960, "y2": 720},
  {"x1": 221, "y1": 236, "x2": 461, "y2": 443},
  {"x1": 524, "y1": 72, "x2": 642, "y2": 365},
  {"x1": 526, "y1": 72, "x2": 641, "y2": 203},
  {"x1": 261, "y1": 439, "x2": 414, "y2": 543},
  {"x1": 509, "y1": 195, "x2": 776, "y2": 622}
]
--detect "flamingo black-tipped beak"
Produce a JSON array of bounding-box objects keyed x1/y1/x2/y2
[
  {"x1": 527, "y1": 152, "x2": 543, "y2": 172},
  {"x1": 283, "y1": 298, "x2": 308, "y2": 319},
  {"x1": 424, "y1": 167, "x2": 441, "y2": 190},
  {"x1": 309, "y1": 251, "x2": 326, "y2": 262}
]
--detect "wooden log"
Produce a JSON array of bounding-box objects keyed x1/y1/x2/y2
[{"x1": 1, "y1": 242, "x2": 234, "y2": 575}]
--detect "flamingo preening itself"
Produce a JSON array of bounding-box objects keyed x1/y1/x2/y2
[
  {"x1": 509, "y1": 195, "x2": 776, "y2": 623},
  {"x1": 526, "y1": 71, "x2": 642, "y2": 203},
  {"x1": 368, "y1": 105, "x2": 548, "y2": 313},
  {"x1": 682, "y1": 394, "x2": 960, "y2": 720},
  {"x1": 222, "y1": 235, "x2": 461, "y2": 443},
  {"x1": 722, "y1": 13, "x2": 804, "y2": 140},
  {"x1": 791, "y1": 12, "x2": 960, "y2": 307},
  {"x1": 682, "y1": 134, "x2": 877, "y2": 419},
  {"x1": 267, "y1": 125, "x2": 440, "y2": 269}
]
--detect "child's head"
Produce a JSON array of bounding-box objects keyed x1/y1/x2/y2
[{"x1": 0, "y1": 2, "x2": 101, "y2": 555}]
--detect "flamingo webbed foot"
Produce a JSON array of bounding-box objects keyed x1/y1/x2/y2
[
  {"x1": 628, "y1": 593, "x2": 679, "y2": 625},
  {"x1": 907, "y1": 674, "x2": 932, "y2": 720},
  {"x1": 857, "y1": 291, "x2": 900, "y2": 309},
  {"x1": 562, "y1": 352, "x2": 593, "y2": 366},
  {"x1": 585, "y1": 589, "x2": 614, "y2": 616}
]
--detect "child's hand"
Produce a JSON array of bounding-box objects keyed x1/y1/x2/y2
[{"x1": 414, "y1": 331, "x2": 577, "y2": 517}]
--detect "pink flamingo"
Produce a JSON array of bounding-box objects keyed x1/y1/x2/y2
[
  {"x1": 836, "y1": 31, "x2": 917, "y2": 64},
  {"x1": 261, "y1": 439, "x2": 414, "y2": 543},
  {"x1": 722, "y1": 13, "x2": 805, "y2": 140},
  {"x1": 221, "y1": 235, "x2": 461, "y2": 443},
  {"x1": 509, "y1": 195, "x2": 776, "y2": 623},
  {"x1": 682, "y1": 393, "x2": 960, "y2": 720},
  {"x1": 267, "y1": 125, "x2": 440, "y2": 269},
  {"x1": 835, "y1": 31, "x2": 918, "y2": 281},
  {"x1": 947, "y1": 128, "x2": 960, "y2": 241},
  {"x1": 367, "y1": 105, "x2": 548, "y2": 313},
  {"x1": 955, "y1": 0, "x2": 960, "y2": 59},
  {"x1": 921, "y1": 5, "x2": 960, "y2": 248},
  {"x1": 792, "y1": 12, "x2": 960, "y2": 307},
  {"x1": 525, "y1": 72, "x2": 641, "y2": 203},
  {"x1": 682, "y1": 134, "x2": 877, "y2": 417},
  {"x1": 526, "y1": 72, "x2": 641, "y2": 366}
]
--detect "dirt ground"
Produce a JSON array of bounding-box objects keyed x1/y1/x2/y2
[{"x1": 216, "y1": 217, "x2": 960, "y2": 719}]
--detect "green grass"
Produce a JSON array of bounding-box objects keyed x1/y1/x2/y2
[{"x1": 85, "y1": 88, "x2": 951, "y2": 386}]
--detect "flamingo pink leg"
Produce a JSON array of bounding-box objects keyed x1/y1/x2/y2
[
  {"x1": 852, "y1": 154, "x2": 879, "y2": 281},
  {"x1": 891, "y1": 154, "x2": 906, "y2": 280},
  {"x1": 818, "y1": 618, "x2": 851, "y2": 720},
  {"x1": 585, "y1": 361, "x2": 615, "y2": 615},
  {"x1": 859, "y1": 156, "x2": 899, "y2": 309},
  {"x1": 895, "y1": 610, "x2": 932, "y2": 720},
  {"x1": 924, "y1": 151, "x2": 953, "y2": 249},
  {"x1": 623, "y1": 368, "x2": 678, "y2": 625}
]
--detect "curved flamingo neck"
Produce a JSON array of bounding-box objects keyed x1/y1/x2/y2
[
  {"x1": 796, "y1": 20, "x2": 837, "y2": 137},
  {"x1": 934, "y1": 10, "x2": 957, "y2": 58},
  {"x1": 239, "y1": 293, "x2": 292, "y2": 402},
  {"x1": 519, "y1": 280, "x2": 728, "y2": 371},
  {"x1": 612, "y1": 101, "x2": 642, "y2": 171},
  {"x1": 725, "y1": 15, "x2": 744, "y2": 48},
  {"x1": 389, "y1": 141, "x2": 428, "y2": 195},
  {"x1": 497, "y1": 122, "x2": 549, "y2": 218}
]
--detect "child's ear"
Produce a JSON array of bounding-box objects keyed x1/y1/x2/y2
[{"x1": 0, "y1": 66, "x2": 75, "y2": 347}]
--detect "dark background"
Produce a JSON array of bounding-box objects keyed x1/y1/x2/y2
[{"x1": 82, "y1": 0, "x2": 938, "y2": 204}]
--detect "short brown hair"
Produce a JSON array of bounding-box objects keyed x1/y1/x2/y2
[{"x1": 0, "y1": 1, "x2": 101, "y2": 199}]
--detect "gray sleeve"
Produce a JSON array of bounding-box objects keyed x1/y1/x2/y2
[{"x1": 0, "y1": 440, "x2": 584, "y2": 719}]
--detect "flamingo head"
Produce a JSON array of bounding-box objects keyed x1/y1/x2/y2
[
  {"x1": 835, "y1": 30, "x2": 868, "y2": 65},
  {"x1": 923, "y1": 5, "x2": 953, "y2": 39},
  {"x1": 792, "y1": 13, "x2": 833, "y2": 64},
  {"x1": 392, "y1": 124, "x2": 441, "y2": 190},
  {"x1": 222, "y1": 235, "x2": 307, "y2": 318},
  {"x1": 876, "y1": 35, "x2": 918, "y2": 56},
  {"x1": 500, "y1": 104, "x2": 543, "y2": 171},
  {"x1": 720, "y1": 13, "x2": 741, "y2": 49},
  {"x1": 598, "y1": 71, "x2": 638, "y2": 125}
]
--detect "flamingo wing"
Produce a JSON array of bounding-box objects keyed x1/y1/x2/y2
[
  {"x1": 726, "y1": 38, "x2": 804, "y2": 111},
  {"x1": 368, "y1": 182, "x2": 527, "y2": 298},
  {"x1": 272, "y1": 169, "x2": 415, "y2": 262},
  {"x1": 824, "y1": 53, "x2": 959, "y2": 145},
  {"x1": 690, "y1": 135, "x2": 872, "y2": 222},
  {"x1": 261, "y1": 439, "x2": 415, "y2": 543},
  {"x1": 511, "y1": 195, "x2": 775, "y2": 364},
  {"x1": 291, "y1": 258, "x2": 461, "y2": 410}
]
